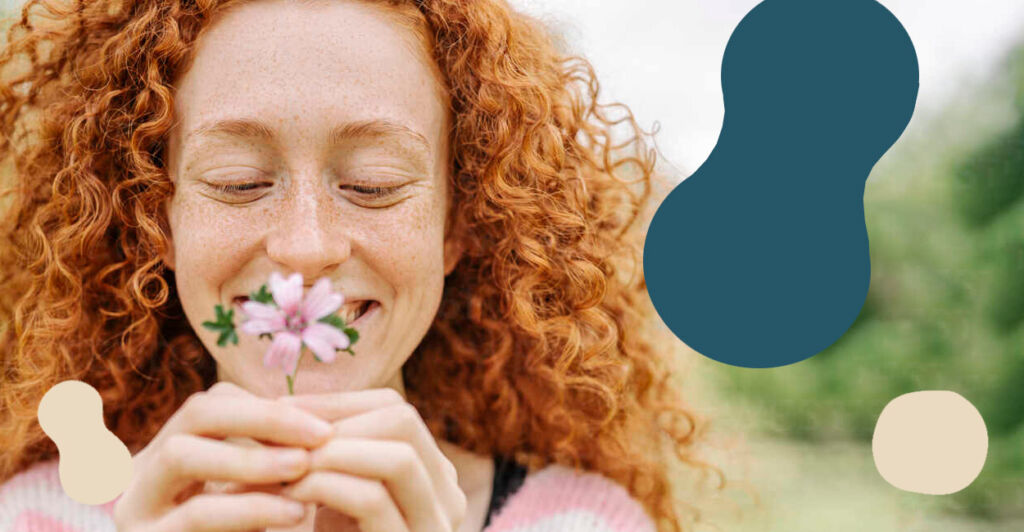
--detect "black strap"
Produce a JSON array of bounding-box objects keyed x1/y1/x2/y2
[{"x1": 482, "y1": 454, "x2": 528, "y2": 528}]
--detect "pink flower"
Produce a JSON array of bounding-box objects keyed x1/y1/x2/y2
[{"x1": 239, "y1": 272, "x2": 350, "y2": 374}]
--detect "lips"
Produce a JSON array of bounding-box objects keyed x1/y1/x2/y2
[{"x1": 231, "y1": 295, "x2": 377, "y2": 325}]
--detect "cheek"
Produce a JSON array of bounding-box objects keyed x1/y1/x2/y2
[
  {"x1": 168, "y1": 198, "x2": 255, "y2": 306},
  {"x1": 367, "y1": 198, "x2": 447, "y2": 291}
]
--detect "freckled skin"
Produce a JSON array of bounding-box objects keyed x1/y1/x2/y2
[{"x1": 162, "y1": 0, "x2": 461, "y2": 399}]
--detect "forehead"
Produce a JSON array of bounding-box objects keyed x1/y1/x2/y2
[{"x1": 171, "y1": 0, "x2": 447, "y2": 154}]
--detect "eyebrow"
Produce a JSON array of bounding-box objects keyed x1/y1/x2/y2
[{"x1": 182, "y1": 118, "x2": 433, "y2": 165}]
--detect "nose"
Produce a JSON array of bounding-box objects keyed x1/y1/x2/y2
[{"x1": 265, "y1": 176, "x2": 350, "y2": 279}]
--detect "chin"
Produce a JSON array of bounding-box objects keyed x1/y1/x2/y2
[{"x1": 231, "y1": 365, "x2": 377, "y2": 397}]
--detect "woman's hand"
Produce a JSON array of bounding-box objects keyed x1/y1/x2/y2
[
  {"x1": 112, "y1": 381, "x2": 335, "y2": 532},
  {"x1": 276, "y1": 388, "x2": 468, "y2": 532}
]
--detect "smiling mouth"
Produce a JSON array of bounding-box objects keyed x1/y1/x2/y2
[
  {"x1": 338, "y1": 300, "x2": 375, "y2": 323},
  {"x1": 231, "y1": 296, "x2": 376, "y2": 324}
]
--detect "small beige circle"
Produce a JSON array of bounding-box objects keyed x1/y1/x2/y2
[
  {"x1": 872, "y1": 390, "x2": 987, "y2": 495},
  {"x1": 37, "y1": 380, "x2": 133, "y2": 505}
]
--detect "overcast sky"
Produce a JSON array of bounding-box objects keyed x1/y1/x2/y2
[{"x1": 511, "y1": 0, "x2": 1024, "y2": 173}]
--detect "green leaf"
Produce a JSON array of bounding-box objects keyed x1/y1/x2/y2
[
  {"x1": 205, "y1": 304, "x2": 237, "y2": 346},
  {"x1": 250, "y1": 284, "x2": 275, "y2": 304},
  {"x1": 343, "y1": 327, "x2": 359, "y2": 344},
  {"x1": 318, "y1": 313, "x2": 346, "y2": 330}
]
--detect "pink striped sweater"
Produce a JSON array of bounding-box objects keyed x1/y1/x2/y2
[{"x1": 0, "y1": 459, "x2": 657, "y2": 532}]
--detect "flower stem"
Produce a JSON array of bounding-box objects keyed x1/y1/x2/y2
[{"x1": 286, "y1": 348, "x2": 305, "y2": 395}]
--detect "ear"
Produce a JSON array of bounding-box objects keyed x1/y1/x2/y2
[{"x1": 443, "y1": 234, "x2": 465, "y2": 276}]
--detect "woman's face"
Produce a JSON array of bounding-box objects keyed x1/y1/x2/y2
[{"x1": 163, "y1": 0, "x2": 460, "y2": 398}]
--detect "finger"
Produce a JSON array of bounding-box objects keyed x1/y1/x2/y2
[
  {"x1": 204, "y1": 479, "x2": 287, "y2": 497},
  {"x1": 282, "y1": 471, "x2": 410, "y2": 532},
  {"x1": 155, "y1": 492, "x2": 308, "y2": 532},
  {"x1": 277, "y1": 387, "x2": 405, "y2": 422},
  {"x1": 206, "y1": 381, "x2": 250, "y2": 397},
  {"x1": 144, "y1": 433, "x2": 311, "y2": 507},
  {"x1": 164, "y1": 390, "x2": 334, "y2": 449},
  {"x1": 202, "y1": 436, "x2": 296, "y2": 499},
  {"x1": 329, "y1": 403, "x2": 463, "y2": 517},
  {"x1": 307, "y1": 438, "x2": 449, "y2": 530},
  {"x1": 281, "y1": 390, "x2": 465, "y2": 525}
]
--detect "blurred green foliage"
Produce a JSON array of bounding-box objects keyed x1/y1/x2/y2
[{"x1": 712, "y1": 43, "x2": 1024, "y2": 518}]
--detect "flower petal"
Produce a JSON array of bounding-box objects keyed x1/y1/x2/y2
[
  {"x1": 241, "y1": 319, "x2": 278, "y2": 336},
  {"x1": 268, "y1": 331, "x2": 303, "y2": 374},
  {"x1": 270, "y1": 272, "x2": 303, "y2": 314},
  {"x1": 302, "y1": 278, "x2": 344, "y2": 321},
  {"x1": 241, "y1": 301, "x2": 286, "y2": 322},
  {"x1": 262, "y1": 332, "x2": 287, "y2": 368},
  {"x1": 239, "y1": 301, "x2": 286, "y2": 335},
  {"x1": 262, "y1": 343, "x2": 281, "y2": 369},
  {"x1": 302, "y1": 322, "x2": 349, "y2": 363}
]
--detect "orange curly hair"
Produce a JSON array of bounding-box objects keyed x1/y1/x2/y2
[{"x1": 0, "y1": 0, "x2": 721, "y2": 530}]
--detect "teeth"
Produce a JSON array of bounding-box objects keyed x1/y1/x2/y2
[{"x1": 337, "y1": 301, "x2": 368, "y2": 323}]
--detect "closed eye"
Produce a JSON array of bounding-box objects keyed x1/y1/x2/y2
[
  {"x1": 203, "y1": 181, "x2": 403, "y2": 205},
  {"x1": 213, "y1": 182, "x2": 267, "y2": 193},
  {"x1": 342, "y1": 185, "x2": 395, "y2": 198}
]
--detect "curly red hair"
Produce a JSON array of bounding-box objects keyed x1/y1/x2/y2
[{"x1": 0, "y1": 1, "x2": 721, "y2": 530}]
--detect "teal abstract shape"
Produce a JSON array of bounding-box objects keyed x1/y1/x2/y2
[{"x1": 643, "y1": 0, "x2": 918, "y2": 368}]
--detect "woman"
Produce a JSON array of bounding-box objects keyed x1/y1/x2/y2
[{"x1": 0, "y1": 0, "x2": 717, "y2": 531}]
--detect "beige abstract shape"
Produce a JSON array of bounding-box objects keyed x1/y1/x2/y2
[
  {"x1": 872, "y1": 390, "x2": 988, "y2": 495},
  {"x1": 37, "y1": 380, "x2": 133, "y2": 505}
]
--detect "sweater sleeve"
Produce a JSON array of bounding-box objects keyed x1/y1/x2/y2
[
  {"x1": 1, "y1": 460, "x2": 658, "y2": 532},
  {"x1": 481, "y1": 464, "x2": 657, "y2": 532},
  {"x1": 0, "y1": 460, "x2": 118, "y2": 532}
]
